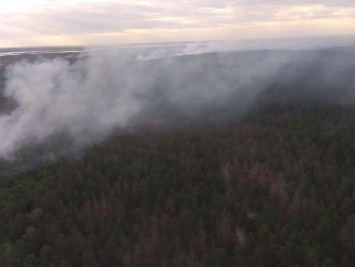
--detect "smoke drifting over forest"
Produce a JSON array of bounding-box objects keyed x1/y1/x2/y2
[{"x1": 1, "y1": 41, "x2": 355, "y2": 159}]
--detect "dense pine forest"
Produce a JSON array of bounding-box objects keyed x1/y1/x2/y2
[{"x1": 1, "y1": 50, "x2": 355, "y2": 266}]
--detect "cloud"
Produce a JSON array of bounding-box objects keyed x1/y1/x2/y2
[{"x1": 0, "y1": 1, "x2": 355, "y2": 47}]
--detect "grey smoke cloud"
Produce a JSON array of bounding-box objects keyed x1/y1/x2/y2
[
  {"x1": 1, "y1": 41, "x2": 355, "y2": 159},
  {"x1": 1, "y1": 51, "x2": 142, "y2": 158}
]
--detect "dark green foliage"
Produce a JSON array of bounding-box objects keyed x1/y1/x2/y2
[{"x1": 1, "y1": 101, "x2": 355, "y2": 266}]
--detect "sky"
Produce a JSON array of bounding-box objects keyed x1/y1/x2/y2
[{"x1": 0, "y1": 0, "x2": 355, "y2": 48}]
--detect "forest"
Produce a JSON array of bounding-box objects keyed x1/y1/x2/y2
[{"x1": 1, "y1": 49, "x2": 355, "y2": 266}]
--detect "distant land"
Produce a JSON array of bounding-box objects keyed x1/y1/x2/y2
[{"x1": 0, "y1": 35, "x2": 354, "y2": 72}]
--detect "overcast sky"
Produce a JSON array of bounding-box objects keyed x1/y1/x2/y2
[{"x1": 1, "y1": 0, "x2": 355, "y2": 48}]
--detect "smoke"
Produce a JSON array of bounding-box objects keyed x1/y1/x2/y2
[
  {"x1": 1, "y1": 51, "x2": 142, "y2": 158},
  {"x1": 1, "y1": 39, "x2": 355, "y2": 159}
]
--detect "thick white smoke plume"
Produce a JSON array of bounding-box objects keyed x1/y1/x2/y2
[
  {"x1": 0, "y1": 47, "x2": 273, "y2": 158},
  {"x1": 1, "y1": 52, "x2": 143, "y2": 158},
  {"x1": 0, "y1": 39, "x2": 355, "y2": 159}
]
